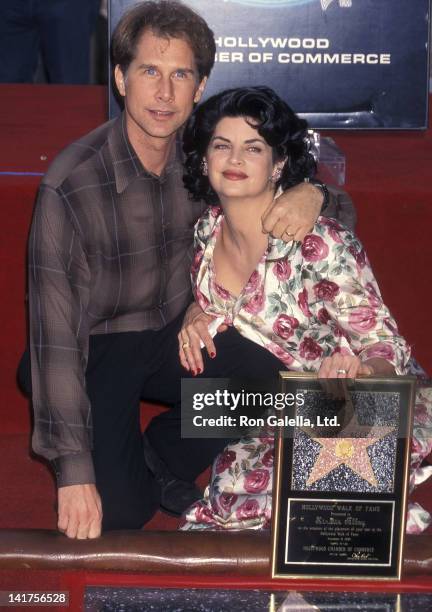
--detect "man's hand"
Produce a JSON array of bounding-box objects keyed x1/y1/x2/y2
[
  {"x1": 262, "y1": 181, "x2": 323, "y2": 242},
  {"x1": 178, "y1": 302, "x2": 227, "y2": 374},
  {"x1": 57, "y1": 483, "x2": 102, "y2": 539}
]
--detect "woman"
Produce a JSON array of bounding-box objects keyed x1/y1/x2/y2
[{"x1": 178, "y1": 86, "x2": 431, "y2": 532}]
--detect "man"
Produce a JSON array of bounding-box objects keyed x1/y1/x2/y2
[{"x1": 26, "y1": 0, "x2": 353, "y2": 539}]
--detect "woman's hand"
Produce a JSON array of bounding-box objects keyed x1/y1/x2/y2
[
  {"x1": 318, "y1": 354, "x2": 374, "y2": 379},
  {"x1": 178, "y1": 302, "x2": 227, "y2": 374}
]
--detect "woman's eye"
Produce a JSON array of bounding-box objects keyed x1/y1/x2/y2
[
  {"x1": 214, "y1": 143, "x2": 229, "y2": 150},
  {"x1": 247, "y1": 146, "x2": 262, "y2": 153}
]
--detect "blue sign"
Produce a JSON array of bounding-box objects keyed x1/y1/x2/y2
[
  {"x1": 109, "y1": 0, "x2": 430, "y2": 129},
  {"x1": 226, "y1": 1, "x2": 315, "y2": 6}
]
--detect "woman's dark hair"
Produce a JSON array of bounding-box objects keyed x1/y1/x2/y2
[
  {"x1": 183, "y1": 86, "x2": 316, "y2": 205},
  {"x1": 111, "y1": 0, "x2": 215, "y2": 82}
]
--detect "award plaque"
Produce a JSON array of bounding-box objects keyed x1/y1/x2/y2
[{"x1": 271, "y1": 373, "x2": 415, "y2": 580}]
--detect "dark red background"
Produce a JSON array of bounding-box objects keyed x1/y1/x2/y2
[{"x1": 0, "y1": 83, "x2": 430, "y2": 531}]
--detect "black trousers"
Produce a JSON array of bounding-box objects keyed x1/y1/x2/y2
[{"x1": 19, "y1": 315, "x2": 284, "y2": 530}]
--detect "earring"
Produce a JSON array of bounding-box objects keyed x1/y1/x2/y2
[
  {"x1": 270, "y1": 168, "x2": 282, "y2": 183},
  {"x1": 201, "y1": 159, "x2": 208, "y2": 176}
]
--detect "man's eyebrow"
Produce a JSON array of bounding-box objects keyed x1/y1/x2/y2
[
  {"x1": 136, "y1": 63, "x2": 196, "y2": 74},
  {"x1": 211, "y1": 135, "x2": 231, "y2": 142}
]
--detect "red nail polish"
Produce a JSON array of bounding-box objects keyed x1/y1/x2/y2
[
  {"x1": 197, "y1": 368, "x2": 202, "y2": 374},
  {"x1": 210, "y1": 352, "x2": 216, "y2": 358},
  {"x1": 192, "y1": 369, "x2": 197, "y2": 376}
]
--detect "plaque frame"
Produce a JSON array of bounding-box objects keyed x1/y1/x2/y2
[{"x1": 271, "y1": 373, "x2": 416, "y2": 581}]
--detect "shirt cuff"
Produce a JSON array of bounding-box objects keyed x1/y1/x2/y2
[
  {"x1": 358, "y1": 342, "x2": 408, "y2": 375},
  {"x1": 51, "y1": 452, "x2": 96, "y2": 487}
]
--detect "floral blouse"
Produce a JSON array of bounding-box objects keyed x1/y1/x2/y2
[{"x1": 192, "y1": 206, "x2": 410, "y2": 373}]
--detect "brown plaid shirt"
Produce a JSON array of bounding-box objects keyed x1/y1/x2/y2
[
  {"x1": 29, "y1": 114, "x2": 205, "y2": 486},
  {"x1": 28, "y1": 112, "x2": 355, "y2": 487}
]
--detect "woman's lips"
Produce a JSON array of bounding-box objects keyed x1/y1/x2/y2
[{"x1": 222, "y1": 170, "x2": 248, "y2": 180}]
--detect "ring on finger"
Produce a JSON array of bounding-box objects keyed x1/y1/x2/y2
[
  {"x1": 182, "y1": 341, "x2": 190, "y2": 349},
  {"x1": 336, "y1": 368, "x2": 347, "y2": 374},
  {"x1": 284, "y1": 230, "x2": 294, "y2": 237}
]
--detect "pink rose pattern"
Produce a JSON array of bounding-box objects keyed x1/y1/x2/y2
[
  {"x1": 181, "y1": 436, "x2": 274, "y2": 530},
  {"x1": 348, "y1": 244, "x2": 367, "y2": 270},
  {"x1": 218, "y1": 492, "x2": 238, "y2": 512},
  {"x1": 348, "y1": 307, "x2": 377, "y2": 333},
  {"x1": 272, "y1": 314, "x2": 299, "y2": 340},
  {"x1": 313, "y1": 279, "x2": 340, "y2": 302},
  {"x1": 262, "y1": 448, "x2": 274, "y2": 468},
  {"x1": 266, "y1": 342, "x2": 294, "y2": 368},
  {"x1": 361, "y1": 342, "x2": 395, "y2": 362},
  {"x1": 317, "y1": 307, "x2": 331, "y2": 325},
  {"x1": 244, "y1": 270, "x2": 261, "y2": 294},
  {"x1": 299, "y1": 337, "x2": 323, "y2": 361},
  {"x1": 273, "y1": 260, "x2": 291, "y2": 281},
  {"x1": 181, "y1": 210, "x2": 430, "y2": 533},
  {"x1": 213, "y1": 281, "x2": 231, "y2": 301},
  {"x1": 244, "y1": 285, "x2": 265, "y2": 315},
  {"x1": 192, "y1": 207, "x2": 409, "y2": 376},
  {"x1": 236, "y1": 499, "x2": 260, "y2": 520},
  {"x1": 319, "y1": 217, "x2": 344, "y2": 244},
  {"x1": 215, "y1": 449, "x2": 236, "y2": 474},
  {"x1": 298, "y1": 288, "x2": 312, "y2": 317},
  {"x1": 244, "y1": 468, "x2": 270, "y2": 494},
  {"x1": 366, "y1": 281, "x2": 382, "y2": 308},
  {"x1": 301, "y1": 234, "x2": 329, "y2": 262}
]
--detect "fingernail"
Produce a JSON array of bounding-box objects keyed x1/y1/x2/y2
[
  {"x1": 210, "y1": 352, "x2": 216, "y2": 358},
  {"x1": 197, "y1": 368, "x2": 202, "y2": 374},
  {"x1": 192, "y1": 370, "x2": 197, "y2": 376}
]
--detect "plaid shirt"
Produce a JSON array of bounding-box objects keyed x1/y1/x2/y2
[
  {"x1": 28, "y1": 114, "x2": 205, "y2": 486},
  {"x1": 28, "y1": 112, "x2": 355, "y2": 487}
]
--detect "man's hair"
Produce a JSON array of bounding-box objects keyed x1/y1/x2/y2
[
  {"x1": 111, "y1": 0, "x2": 215, "y2": 81},
  {"x1": 183, "y1": 86, "x2": 316, "y2": 205}
]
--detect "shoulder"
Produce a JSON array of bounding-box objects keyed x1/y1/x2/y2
[
  {"x1": 41, "y1": 118, "x2": 116, "y2": 191},
  {"x1": 301, "y1": 216, "x2": 367, "y2": 267}
]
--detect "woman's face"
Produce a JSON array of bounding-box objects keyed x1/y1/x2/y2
[{"x1": 205, "y1": 116, "x2": 280, "y2": 203}]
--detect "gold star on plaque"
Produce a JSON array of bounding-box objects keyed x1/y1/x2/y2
[
  {"x1": 306, "y1": 435, "x2": 388, "y2": 487},
  {"x1": 296, "y1": 385, "x2": 396, "y2": 488}
]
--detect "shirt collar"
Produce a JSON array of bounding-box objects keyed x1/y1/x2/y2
[
  {"x1": 108, "y1": 112, "x2": 180, "y2": 194},
  {"x1": 266, "y1": 234, "x2": 298, "y2": 260}
]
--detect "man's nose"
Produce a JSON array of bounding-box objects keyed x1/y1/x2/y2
[{"x1": 156, "y1": 76, "x2": 174, "y2": 102}]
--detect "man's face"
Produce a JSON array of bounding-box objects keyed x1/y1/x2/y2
[{"x1": 115, "y1": 29, "x2": 207, "y2": 145}]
